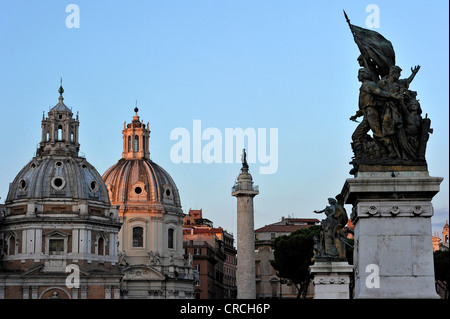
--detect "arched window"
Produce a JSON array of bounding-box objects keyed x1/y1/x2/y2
[
  {"x1": 132, "y1": 227, "x2": 143, "y2": 248},
  {"x1": 134, "y1": 135, "x2": 139, "y2": 153},
  {"x1": 8, "y1": 236, "x2": 16, "y2": 255},
  {"x1": 128, "y1": 136, "x2": 131, "y2": 152},
  {"x1": 168, "y1": 228, "x2": 175, "y2": 249},
  {"x1": 57, "y1": 125, "x2": 63, "y2": 141},
  {"x1": 98, "y1": 237, "x2": 105, "y2": 255},
  {"x1": 142, "y1": 136, "x2": 146, "y2": 154}
]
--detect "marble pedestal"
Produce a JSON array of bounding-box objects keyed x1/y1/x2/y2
[
  {"x1": 342, "y1": 169, "x2": 443, "y2": 299},
  {"x1": 309, "y1": 261, "x2": 353, "y2": 299}
]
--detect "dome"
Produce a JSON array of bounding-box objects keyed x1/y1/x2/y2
[
  {"x1": 102, "y1": 107, "x2": 182, "y2": 213},
  {"x1": 6, "y1": 84, "x2": 108, "y2": 205},
  {"x1": 102, "y1": 159, "x2": 181, "y2": 209},
  {"x1": 6, "y1": 156, "x2": 110, "y2": 205}
]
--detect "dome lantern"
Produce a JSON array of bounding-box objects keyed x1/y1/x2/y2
[
  {"x1": 37, "y1": 82, "x2": 80, "y2": 158},
  {"x1": 122, "y1": 106, "x2": 150, "y2": 160}
]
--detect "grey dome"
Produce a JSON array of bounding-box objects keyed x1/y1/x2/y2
[{"x1": 6, "y1": 156, "x2": 110, "y2": 205}]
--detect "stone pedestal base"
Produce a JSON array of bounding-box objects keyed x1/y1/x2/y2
[
  {"x1": 342, "y1": 170, "x2": 442, "y2": 299},
  {"x1": 309, "y1": 261, "x2": 353, "y2": 299}
]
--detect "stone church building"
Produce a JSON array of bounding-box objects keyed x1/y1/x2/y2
[
  {"x1": 0, "y1": 85, "x2": 194, "y2": 299},
  {"x1": 0, "y1": 85, "x2": 122, "y2": 299},
  {"x1": 102, "y1": 107, "x2": 194, "y2": 299}
]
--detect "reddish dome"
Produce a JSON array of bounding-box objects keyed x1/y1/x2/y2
[
  {"x1": 101, "y1": 108, "x2": 182, "y2": 214},
  {"x1": 102, "y1": 158, "x2": 181, "y2": 208}
]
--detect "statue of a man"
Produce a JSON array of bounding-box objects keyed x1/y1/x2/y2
[
  {"x1": 118, "y1": 251, "x2": 128, "y2": 267},
  {"x1": 241, "y1": 148, "x2": 249, "y2": 169},
  {"x1": 314, "y1": 196, "x2": 349, "y2": 260},
  {"x1": 377, "y1": 65, "x2": 421, "y2": 161},
  {"x1": 350, "y1": 68, "x2": 403, "y2": 158}
]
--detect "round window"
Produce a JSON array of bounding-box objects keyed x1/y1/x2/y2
[
  {"x1": 90, "y1": 181, "x2": 98, "y2": 191},
  {"x1": 135, "y1": 187, "x2": 142, "y2": 194},
  {"x1": 54, "y1": 178, "x2": 63, "y2": 187},
  {"x1": 19, "y1": 179, "x2": 27, "y2": 190},
  {"x1": 166, "y1": 189, "x2": 171, "y2": 196},
  {"x1": 55, "y1": 161, "x2": 63, "y2": 167},
  {"x1": 51, "y1": 177, "x2": 65, "y2": 190}
]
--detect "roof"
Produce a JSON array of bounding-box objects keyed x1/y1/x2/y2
[
  {"x1": 255, "y1": 224, "x2": 313, "y2": 233},
  {"x1": 49, "y1": 99, "x2": 72, "y2": 114},
  {"x1": 102, "y1": 159, "x2": 181, "y2": 206},
  {"x1": 280, "y1": 218, "x2": 320, "y2": 223},
  {"x1": 6, "y1": 156, "x2": 110, "y2": 205},
  {"x1": 346, "y1": 219, "x2": 354, "y2": 230},
  {"x1": 183, "y1": 227, "x2": 223, "y2": 235}
]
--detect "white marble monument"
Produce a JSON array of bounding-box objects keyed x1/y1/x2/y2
[{"x1": 342, "y1": 168, "x2": 442, "y2": 299}]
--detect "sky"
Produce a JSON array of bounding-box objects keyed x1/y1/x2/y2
[{"x1": 0, "y1": 0, "x2": 448, "y2": 238}]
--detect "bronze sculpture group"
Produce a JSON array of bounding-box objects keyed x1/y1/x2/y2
[
  {"x1": 344, "y1": 11, "x2": 432, "y2": 174},
  {"x1": 311, "y1": 12, "x2": 433, "y2": 261}
]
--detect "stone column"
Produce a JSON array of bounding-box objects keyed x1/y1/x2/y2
[
  {"x1": 232, "y1": 156, "x2": 259, "y2": 299},
  {"x1": 23, "y1": 286, "x2": 30, "y2": 299},
  {"x1": 31, "y1": 286, "x2": 38, "y2": 299},
  {"x1": 342, "y1": 169, "x2": 442, "y2": 299},
  {"x1": 113, "y1": 286, "x2": 121, "y2": 299},
  {"x1": 81, "y1": 285, "x2": 88, "y2": 299},
  {"x1": 105, "y1": 285, "x2": 112, "y2": 299},
  {"x1": 72, "y1": 288, "x2": 79, "y2": 299}
]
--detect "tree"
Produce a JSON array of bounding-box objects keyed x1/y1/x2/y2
[
  {"x1": 271, "y1": 225, "x2": 355, "y2": 299},
  {"x1": 270, "y1": 226, "x2": 320, "y2": 298},
  {"x1": 434, "y1": 250, "x2": 449, "y2": 299}
]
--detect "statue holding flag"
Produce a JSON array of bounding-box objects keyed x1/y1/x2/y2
[{"x1": 344, "y1": 11, "x2": 433, "y2": 174}]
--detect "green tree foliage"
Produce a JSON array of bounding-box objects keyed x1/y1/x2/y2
[
  {"x1": 270, "y1": 226, "x2": 320, "y2": 298},
  {"x1": 271, "y1": 225, "x2": 354, "y2": 298}
]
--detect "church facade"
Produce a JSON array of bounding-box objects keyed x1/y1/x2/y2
[{"x1": 0, "y1": 85, "x2": 122, "y2": 299}]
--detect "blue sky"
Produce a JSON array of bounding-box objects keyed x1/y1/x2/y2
[{"x1": 0, "y1": 0, "x2": 448, "y2": 237}]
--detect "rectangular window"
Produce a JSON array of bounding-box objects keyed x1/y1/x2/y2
[
  {"x1": 132, "y1": 227, "x2": 144, "y2": 247},
  {"x1": 49, "y1": 239, "x2": 65, "y2": 255},
  {"x1": 168, "y1": 228, "x2": 174, "y2": 249},
  {"x1": 134, "y1": 135, "x2": 139, "y2": 153}
]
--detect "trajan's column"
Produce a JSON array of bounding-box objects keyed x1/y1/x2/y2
[{"x1": 232, "y1": 149, "x2": 259, "y2": 299}]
